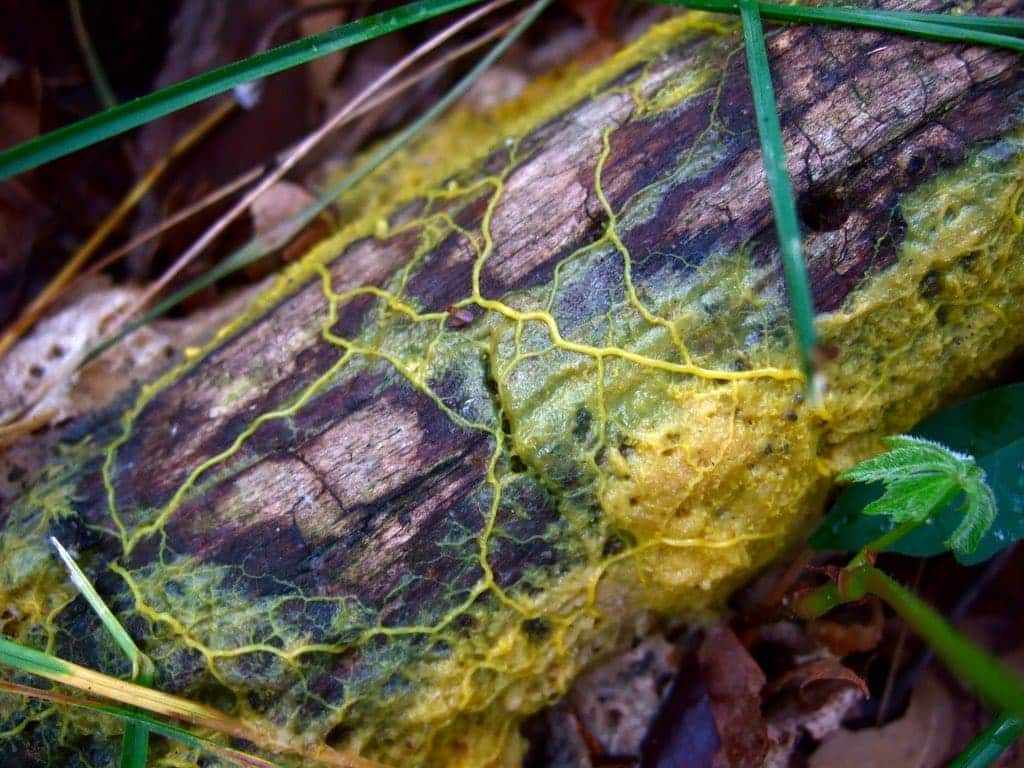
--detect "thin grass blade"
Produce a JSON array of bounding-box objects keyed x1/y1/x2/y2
[
  {"x1": 0, "y1": 0, "x2": 487, "y2": 180},
  {"x1": 49, "y1": 536, "x2": 155, "y2": 768},
  {"x1": 0, "y1": 634, "x2": 391, "y2": 767},
  {"x1": 50, "y1": 537, "x2": 151, "y2": 682},
  {"x1": 84, "y1": 0, "x2": 553, "y2": 364},
  {"x1": 654, "y1": 0, "x2": 1024, "y2": 50},
  {"x1": 0, "y1": 680, "x2": 282, "y2": 768},
  {"x1": 736, "y1": 0, "x2": 819, "y2": 394},
  {"x1": 826, "y1": 6, "x2": 1024, "y2": 37},
  {"x1": 69, "y1": 0, "x2": 118, "y2": 109}
]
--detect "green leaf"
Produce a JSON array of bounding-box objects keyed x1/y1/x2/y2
[
  {"x1": 838, "y1": 435, "x2": 965, "y2": 485},
  {"x1": 825, "y1": 433, "x2": 991, "y2": 558},
  {"x1": 949, "y1": 476, "x2": 997, "y2": 560},
  {"x1": 860, "y1": 474, "x2": 958, "y2": 523},
  {"x1": 812, "y1": 383, "x2": 1024, "y2": 564},
  {"x1": 0, "y1": 0, "x2": 486, "y2": 180}
]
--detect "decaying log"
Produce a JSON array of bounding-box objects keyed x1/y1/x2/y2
[{"x1": 3, "y1": 2, "x2": 1024, "y2": 766}]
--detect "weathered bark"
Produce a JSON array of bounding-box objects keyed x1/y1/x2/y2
[{"x1": 3, "y1": 3, "x2": 1024, "y2": 766}]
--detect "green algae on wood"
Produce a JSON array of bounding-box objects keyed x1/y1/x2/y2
[{"x1": 4, "y1": 4, "x2": 1024, "y2": 767}]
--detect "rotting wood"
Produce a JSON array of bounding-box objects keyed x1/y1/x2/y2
[{"x1": 3, "y1": 2, "x2": 1024, "y2": 766}]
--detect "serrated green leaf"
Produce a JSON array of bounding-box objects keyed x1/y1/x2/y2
[
  {"x1": 812, "y1": 383, "x2": 1024, "y2": 564},
  {"x1": 861, "y1": 475, "x2": 959, "y2": 523},
  {"x1": 883, "y1": 434, "x2": 972, "y2": 465},
  {"x1": 947, "y1": 477, "x2": 998, "y2": 560},
  {"x1": 839, "y1": 449, "x2": 952, "y2": 485},
  {"x1": 839, "y1": 434, "x2": 969, "y2": 484}
]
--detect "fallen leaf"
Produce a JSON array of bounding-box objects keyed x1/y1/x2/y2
[
  {"x1": 768, "y1": 686, "x2": 864, "y2": 745},
  {"x1": 246, "y1": 179, "x2": 331, "y2": 268},
  {"x1": 766, "y1": 658, "x2": 869, "y2": 704},
  {"x1": 640, "y1": 644, "x2": 721, "y2": 768},
  {"x1": 0, "y1": 274, "x2": 266, "y2": 443},
  {"x1": 809, "y1": 672, "x2": 956, "y2": 768},
  {"x1": 569, "y1": 634, "x2": 678, "y2": 758},
  {"x1": 563, "y1": 0, "x2": 620, "y2": 36},
  {"x1": 808, "y1": 596, "x2": 884, "y2": 656},
  {"x1": 698, "y1": 624, "x2": 770, "y2": 768}
]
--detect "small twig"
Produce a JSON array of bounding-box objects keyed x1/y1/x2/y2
[
  {"x1": 83, "y1": 169, "x2": 263, "y2": 278},
  {"x1": 0, "y1": 99, "x2": 237, "y2": 366},
  {"x1": 76, "y1": 17, "x2": 516, "y2": 291},
  {"x1": 120, "y1": 0, "x2": 517, "y2": 327}
]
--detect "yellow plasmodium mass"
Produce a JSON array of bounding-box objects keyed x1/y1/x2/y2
[{"x1": 597, "y1": 134, "x2": 1024, "y2": 616}]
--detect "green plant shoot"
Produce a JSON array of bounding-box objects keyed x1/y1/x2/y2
[{"x1": 839, "y1": 435, "x2": 997, "y2": 560}]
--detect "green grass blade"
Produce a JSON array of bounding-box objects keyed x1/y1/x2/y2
[
  {"x1": 50, "y1": 537, "x2": 149, "y2": 681},
  {"x1": 737, "y1": 0, "x2": 818, "y2": 394},
  {"x1": 0, "y1": 680, "x2": 282, "y2": 768},
  {"x1": 0, "y1": 0, "x2": 486, "y2": 180},
  {"x1": 654, "y1": 0, "x2": 1024, "y2": 51},
  {"x1": 949, "y1": 713, "x2": 1024, "y2": 768},
  {"x1": 825, "y1": 7, "x2": 1024, "y2": 37},
  {"x1": 752, "y1": 3, "x2": 1024, "y2": 50},
  {"x1": 0, "y1": 637, "x2": 67, "y2": 679},
  {"x1": 49, "y1": 537, "x2": 154, "y2": 768},
  {"x1": 119, "y1": 724, "x2": 149, "y2": 768},
  {"x1": 84, "y1": 0, "x2": 553, "y2": 364}
]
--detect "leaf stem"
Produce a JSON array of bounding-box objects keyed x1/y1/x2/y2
[
  {"x1": 848, "y1": 520, "x2": 921, "y2": 567},
  {"x1": 795, "y1": 565, "x2": 1024, "y2": 716}
]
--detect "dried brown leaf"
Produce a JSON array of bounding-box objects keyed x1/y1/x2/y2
[
  {"x1": 809, "y1": 673, "x2": 955, "y2": 768},
  {"x1": 0, "y1": 275, "x2": 266, "y2": 443},
  {"x1": 808, "y1": 596, "x2": 884, "y2": 656},
  {"x1": 767, "y1": 658, "x2": 870, "y2": 704},
  {"x1": 641, "y1": 645, "x2": 720, "y2": 768},
  {"x1": 246, "y1": 179, "x2": 330, "y2": 267},
  {"x1": 698, "y1": 625, "x2": 769, "y2": 768}
]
